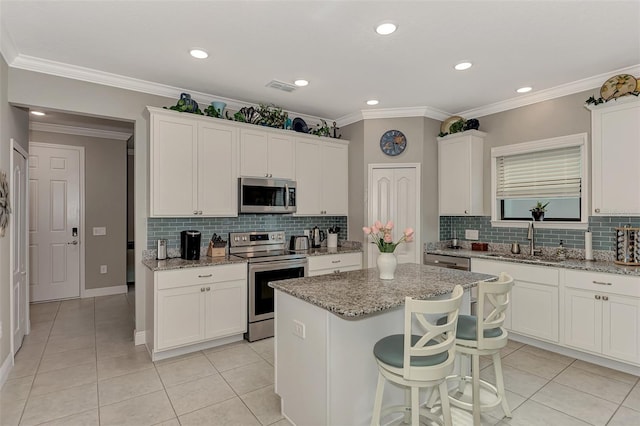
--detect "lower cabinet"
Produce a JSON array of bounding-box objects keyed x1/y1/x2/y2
[
  {"x1": 150, "y1": 263, "x2": 247, "y2": 354},
  {"x1": 564, "y1": 270, "x2": 640, "y2": 364},
  {"x1": 308, "y1": 252, "x2": 362, "y2": 277}
]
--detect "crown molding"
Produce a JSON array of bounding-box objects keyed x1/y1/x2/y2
[
  {"x1": 30, "y1": 122, "x2": 132, "y2": 140},
  {"x1": 336, "y1": 106, "x2": 450, "y2": 127},
  {"x1": 455, "y1": 64, "x2": 640, "y2": 119}
]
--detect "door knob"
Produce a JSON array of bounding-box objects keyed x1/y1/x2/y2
[{"x1": 67, "y1": 240, "x2": 78, "y2": 245}]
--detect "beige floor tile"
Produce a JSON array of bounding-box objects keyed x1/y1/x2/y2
[
  {"x1": 0, "y1": 397, "x2": 26, "y2": 426},
  {"x1": 553, "y1": 365, "x2": 634, "y2": 404},
  {"x1": 165, "y1": 374, "x2": 235, "y2": 416},
  {"x1": 623, "y1": 381, "x2": 640, "y2": 409},
  {"x1": 98, "y1": 368, "x2": 164, "y2": 406},
  {"x1": 96, "y1": 338, "x2": 145, "y2": 360},
  {"x1": 0, "y1": 376, "x2": 33, "y2": 403},
  {"x1": 31, "y1": 362, "x2": 97, "y2": 397},
  {"x1": 7, "y1": 356, "x2": 39, "y2": 380},
  {"x1": 205, "y1": 344, "x2": 263, "y2": 372},
  {"x1": 240, "y1": 385, "x2": 284, "y2": 426},
  {"x1": 501, "y1": 349, "x2": 569, "y2": 380},
  {"x1": 152, "y1": 419, "x2": 180, "y2": 426},
  {"x1": 37, "y1": 408, "x2": 99, "y2": 426},
  {"x1": 571, "y1": 359, "x2": 639, "y2": 385},
  {"x1": 30, "y1": 310, "x2": 58, "y2": 324},
  {"x1": 95, "y1": 327, "x2": 132, "y2": 344},
  {"x1": 97, "y1": 348, "x2": 153, "y2": 380},
  {"x1": 156, "y1": 354, "x2": 217, "y2": 387},
  {"x1": 30, "y1": 302, "x2": 60, "y2": 315},
  {"x1": 248, "y1": 338, "x2": 273, "y2": 355},
  {"x1": 153, "y1": 350, "x2": 203, "y2": 367},
  {"x1": 44, "y1": 334, "x2": 95, "y2": 356},
  {"x1": 38, "y1": 347, "x2": 96, "y2": 374},
  {"x1": 178, "y1": 397, "x2": 261, "y2": 426},
  {"x1": 607, "y1": 406, "x2": 640, "y2": 426},
  {"x1": 518, "y1": 345, "x2": 575, "y2": 365},
  {"x1": 99, "y1": 390, "x2": 175, "y2": 426},
  {"x1": 531, "y1": 381, "x2": 618, "y2": 426},
  {"x1": 268, "y1": 419, "x2": 293, "y2": 426},
  {"x1": 221, "y1": 359, "x2": 274, "y2": 395},
  {"x1": 486, "y1": 390, "x2": 526, "y2": 421},
  {"x1": 22, "y1": 326, "x2": 52, "y2": 344},
  {"x1": 49, "y1": 325, "x2": 96, "y2": 340},
  {"x1": 14, "y1": 341, "x2": 46, "y2": 361},
  {"x1": 20, "y1": 382, "x2": 98, "y2": 426},
  {"x1": 497, "y1": 399, "x2": 590, "y2": 426},
  {"x1": 58, "y1": 298, "x2": 94, "y2": 313},
  {"x1": 201, "y1": 339, "x2": 247, "y2": 353},
  {"x1": 499, "y1": 340, "x2": 524, "y2": 358},
  {"x1": 480, "y1": 363, "x2": 549, "y2": 398}
]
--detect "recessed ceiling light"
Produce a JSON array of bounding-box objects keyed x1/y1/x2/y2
[
  {"x1": 294, "y1": 79, "x2": 309, "y2": 87},
  {"x1": 516, "y1": 86, "x2": 532, "y2": 93},
  {"x1": 189, "y1": 49, "x2": 208, "y2": 59},
  {"x1": 366, "y1": 100, "x2": 379, "y2": 106},
  {"x1": 454, "y1": 62, "x2": 473, "y2": 71},
  {"x1": 30, "y1": 111, "x2": 45, "y2": 116},
  {"x1": 375, "y1": 22, "x2": 397, "y2": 35}
]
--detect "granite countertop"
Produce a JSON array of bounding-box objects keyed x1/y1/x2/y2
[
  {"x1": 270, "y1": 263, "x2": 495, "y2": 319},
  {"x1": 142, "y1": 256, "x2": 247, "y2": 271},
  {"x1": 427, "y1": 248, "x2": 640, "y2": 277}
]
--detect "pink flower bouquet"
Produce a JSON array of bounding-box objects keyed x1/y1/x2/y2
[{"x1": 363, "y1": 221, "x2": 414, "y2": 253}]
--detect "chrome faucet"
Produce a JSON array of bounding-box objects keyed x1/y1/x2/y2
[{"x1": 527, "y1": 221, "x2": 542, "y2": 256}]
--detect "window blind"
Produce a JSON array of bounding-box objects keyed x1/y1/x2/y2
[{"x1": 496, "y1": 145, "x2": 582, "y2": 199}]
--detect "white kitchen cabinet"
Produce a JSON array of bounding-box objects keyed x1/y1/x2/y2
[
  {"x1": 150, "y1": 263, "x2": 247, "y2": 357},
  {"x1": 295, "y1": 138, "x2": 349, "y2": 216},
  {"x1": 437, "y1": 130, "x2": 485, "y2": 216},
  {"x1": 308, "y1": 252, "x2": 362, "y2": 277},
  {"x1": 588, "y1": 98, "x2": 640, "y2": 215},
  {"x1": 148, "y1": 107, "x2": 238, "y2": 217},
  {"x1": 564, "y1": 270, "x2": 640, "y2": 364},
  {"x1": 240, "y1": 128, "x2": 295, "y2": 179}
]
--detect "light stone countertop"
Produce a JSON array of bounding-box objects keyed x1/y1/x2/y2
[
  {"x1": 427, "y1": 248, "x2": 640, "y2": 277},
  {"x1": 142, "y1": 256, "x2": 247, "y2": 271},
  {"x1": 270, "y1": 263, "x2": 495, "y2": 319}
]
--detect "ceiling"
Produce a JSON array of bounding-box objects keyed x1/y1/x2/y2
[{"x1": 2, "y1": 0, "x2": 639, "y2": 124}]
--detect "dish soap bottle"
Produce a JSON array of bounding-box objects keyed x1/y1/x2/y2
[{"x1": 556, "y1": 240, "x2": 566, "y2": 260}]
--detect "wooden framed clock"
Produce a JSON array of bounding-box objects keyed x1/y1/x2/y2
[{"x1": 380, "y1": 130, "x2": 407, "y2": 156}]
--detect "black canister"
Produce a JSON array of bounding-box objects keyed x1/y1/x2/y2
[{"x1": 180, "y1": 230, "x2": 202, "y2": 260}]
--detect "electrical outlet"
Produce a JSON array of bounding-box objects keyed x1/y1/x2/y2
[
  {"x1": 465, "y1": 229, "x2": 479, "y2": 240},
  {"x1": 93, "y1": 227, "x2": 106, "y2": 236},
  {"x1": 293, "y1": 319, "x2": 306, "y2": 339},
  {"x1": 100, "y1": 265, "x2": 107, "y2": 274}
]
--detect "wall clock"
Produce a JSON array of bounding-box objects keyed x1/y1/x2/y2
[{"x1": 380, "y1": 130, "x2": 407, "y2": 156}]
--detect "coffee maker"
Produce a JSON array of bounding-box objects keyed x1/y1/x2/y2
[{"x1": 180, "y1": 230, "x2": 202, "y2": 260}]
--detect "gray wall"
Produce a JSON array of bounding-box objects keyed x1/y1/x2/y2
[
  {"x1": 0, "y1": 55, "x2": 29, "y2": 366},
  {"x1": 30, "y1": 130, "x2": 127, "y2": 290}
]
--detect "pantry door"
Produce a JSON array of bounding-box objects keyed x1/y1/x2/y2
[
  {"x1": 29, "y1": 143, "x2": 83, "y2": 302},
  {"x1": 367, "y1": 164, "x2": 420, "y2": 268}
]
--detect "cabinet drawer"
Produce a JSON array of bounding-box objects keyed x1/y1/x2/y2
[
  {"x1": 308, "y1": 253, "x2": 362, "y2": 272},
  {"x1": 472, "y1": 259, "x2": 559, "y2": 286},
  {"x1": 157, "y1": 263, "x2": 247, "y2": 290},
  {"x1": 564, "y1": 270, "x2": 640, "y2": 297}
]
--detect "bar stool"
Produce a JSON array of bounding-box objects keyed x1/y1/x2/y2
[
  {"x1": 371, "y1": 285, "x2": 464, "y2": 426},
  {"x1": 446, "y1": 273, "x2": 514, "y2": 425}
]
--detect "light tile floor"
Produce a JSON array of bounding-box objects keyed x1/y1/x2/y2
[{"x1": 1, "y1": 292, "x2": 638, "y2": 425}]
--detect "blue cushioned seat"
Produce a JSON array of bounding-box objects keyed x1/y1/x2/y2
[
  {"x1": 438, "y1": 314, "x2": 502, "y2": 340},
  {"x1": 373, "y1": 334, "x2": 449, "y2": 368}
]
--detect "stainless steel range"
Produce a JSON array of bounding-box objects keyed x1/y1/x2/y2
[{"x1": 230, "y1": 231, "x2": 308, "y2": 342}]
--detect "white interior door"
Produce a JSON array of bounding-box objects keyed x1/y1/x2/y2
[
  {"x1": 29, "y1": 143, "x2": 81, "y2": 302},
  {"x1": 12, "y1": 145, "x2": 28, "y2": 354},
  {"x1": 367, "y1": 165, "x2": 420, "y2": 268}
]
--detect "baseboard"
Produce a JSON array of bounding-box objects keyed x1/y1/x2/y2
[
  {"x1": 134, "y1": 330, "x2": 146, "y2": 346},
  {"x1": 0, "y1": 353, "x2": 14, "y2": 389},
  {"x1": 82, "y1": 285, "x2": 127, "y2": 298}
]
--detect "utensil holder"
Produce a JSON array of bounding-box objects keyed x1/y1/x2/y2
[{"x1": 614, "y1": 226, "x2": 640, "y2": 266}]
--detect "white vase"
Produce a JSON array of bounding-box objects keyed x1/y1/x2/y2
[{"x1": 377, "y1": 252, "x2": 397, "y2": 280}]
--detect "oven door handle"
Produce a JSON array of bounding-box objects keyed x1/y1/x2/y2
[
  {"x1": 249, "y1": 259, "x2": 308, "y2": 272},
  {"x1": 284, "y1": 183, "x2": 290, "y2": 209}
]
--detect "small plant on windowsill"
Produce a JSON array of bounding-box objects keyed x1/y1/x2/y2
[{"x1": 530, "y1": 201, "x2": 549, "y2": 221}]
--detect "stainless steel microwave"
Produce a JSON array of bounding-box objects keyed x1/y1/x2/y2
[{"x1": 239, "y1": 177, "x2": 297, "y2": 214}]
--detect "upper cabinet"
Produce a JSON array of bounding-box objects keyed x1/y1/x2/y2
[
  {"x1": 588, "y1": 98, "x2": 640, "y2": 215},
  {"x1": 295, "y1": 138, "x2": 349, "y2": 216},
  {"x1": 148, "y1": 107, "x2": 238, "y2": 217},
  {"x1": 240, "y1": 129, "x2": 295, "y2": 179},
  {"x1": 437, "y1": 130, "x2": 486, "y2": 216}
]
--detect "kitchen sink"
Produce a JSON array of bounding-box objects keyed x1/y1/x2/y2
[{"x1": 481, "y1": 252, "x2": 563, "y2": 265}]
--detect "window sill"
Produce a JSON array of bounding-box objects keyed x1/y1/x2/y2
[{"x1": 491, "y1": 220, "x2": 589, "y2": 230}]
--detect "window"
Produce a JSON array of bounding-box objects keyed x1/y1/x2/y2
[{"x1": 491, "y1": 133, "x2": 589, "y2": 229}]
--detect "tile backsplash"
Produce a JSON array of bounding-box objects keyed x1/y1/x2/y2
[
  {"x1": 147, "y1": 215, "x2": 348, "y2": 249},
  {"x1": 440, "y1": 216, "x2": 640, "y2": 251}
]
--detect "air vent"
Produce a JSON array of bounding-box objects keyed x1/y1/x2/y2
[{"x1": 266, "y1": 80, "x2": 297, "y2": 92}]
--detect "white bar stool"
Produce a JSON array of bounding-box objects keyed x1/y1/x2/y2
[{"x1": 371, "y1": 285, "x2": 464, "y2": 426}]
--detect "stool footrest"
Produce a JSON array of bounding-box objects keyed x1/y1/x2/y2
[{"x1": 444, "y1": 375, "x2": 504, "y2": 411}]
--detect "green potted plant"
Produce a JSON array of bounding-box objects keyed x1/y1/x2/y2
[{"x1": 530, "y1": 201, "x2": 549, "y2": 221}]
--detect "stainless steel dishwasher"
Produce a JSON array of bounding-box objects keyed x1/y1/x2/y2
[{"x1": 423, "y1": 252, "x2": 476, "y2": 313}]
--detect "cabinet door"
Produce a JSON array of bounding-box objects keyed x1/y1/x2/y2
[
  {"x1": 602, "y1": 294, "x2": 640, "y2": 363},
  {"x1": 240, "y1": 129, "x2": 269, "y2": 177},
  {"x1": 268, "y1": 134, "x2": 295, "y2": 179},
  {"x1": 151, "y1": 114, "x2": 197, "y2": 216},
  {"x1": 205, "y1": 279, "x2": 247, "y2": 339},
  {"x1": 592, "y1": 101, "x2": 640, "y2": 215},
  {"x1": 322, "y1": 142, "x2": 348, "y2": 215},
  {"x1": 511, "y1": 280, "x2": 559, "y2": 342},
  {"x1": 439, "y1": 138, "x2": 470, "y2": 215},
  {"x1": 198, "y1": 122, "x2": 238, "y2": 216},
  {"x1": 563, "y1": 288, "x2": 602, "y2": 353},
  {"x1": 157, "y1": 285, "x2": 206, "y2": 349},
  {"x1": 295, "y1": 139, "x2": 322, "y2": 215}
]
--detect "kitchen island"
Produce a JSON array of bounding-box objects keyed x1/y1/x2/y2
[{"x1": 270, "y1": 263, "x2": 495, "y2": 426}]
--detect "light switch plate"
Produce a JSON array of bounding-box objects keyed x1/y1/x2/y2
[
  {"x1": 100, "y1": 265, "x2": 107, "y2": 274},
  {"x1": 93, "y1": 227, "x2": 106, "y2": 236},
  {"x1": 465, "y1": 229, "x2": 479, "y2": 240}
]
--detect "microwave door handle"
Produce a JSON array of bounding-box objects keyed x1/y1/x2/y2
[{"x1": 285, "y1": 183, "x2": 289, "y2": 209}]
